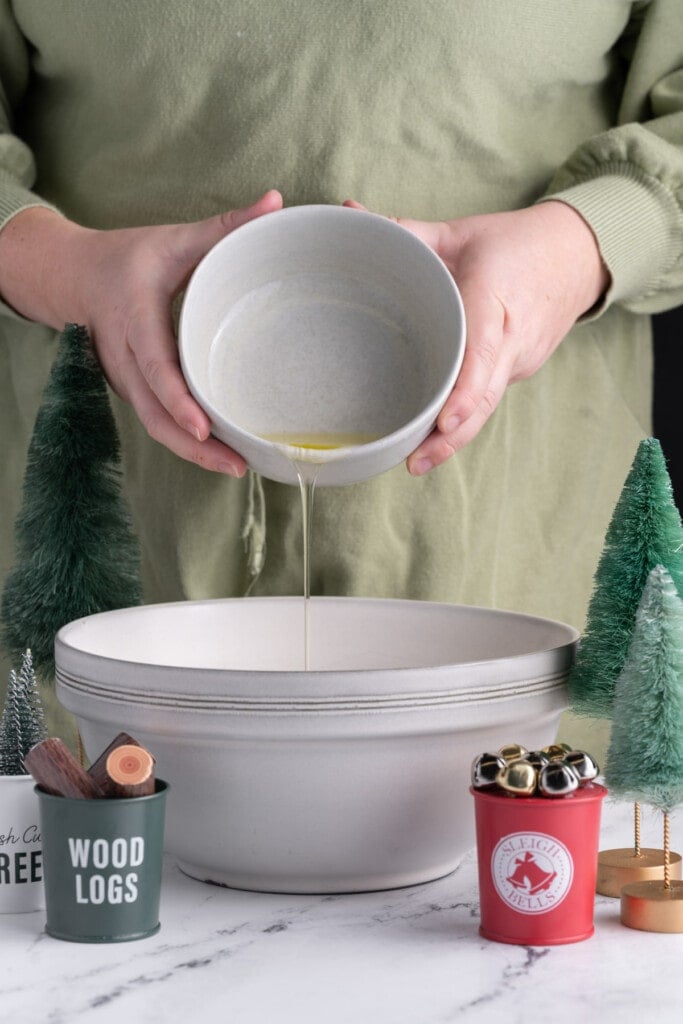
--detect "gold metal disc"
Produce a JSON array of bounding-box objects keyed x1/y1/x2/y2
[
  {"x1": 596, "y1": 848, "x2": 682, "y2": 897},
  {"x1": 621, "y1": 880, "x2": 683, "y2": 933}
]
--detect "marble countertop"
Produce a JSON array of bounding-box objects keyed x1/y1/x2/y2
[{"x1": 3, "y1": 797, "x2": 682, "y2": 1024}]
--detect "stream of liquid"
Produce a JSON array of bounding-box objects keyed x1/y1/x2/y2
[
  {"x1": 295, "y1": 462, "x2": 318, "y2": 672},
  {"x1": 263, "y1": 433, "x2": 378, "y2": 670}
]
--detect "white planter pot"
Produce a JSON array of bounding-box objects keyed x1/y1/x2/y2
[{"x1": 0, "y1": 773, "x2": 44, "y2": 912}]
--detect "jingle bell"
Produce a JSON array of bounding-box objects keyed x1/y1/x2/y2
[
  {"x1": 498, "y1": 743, "x2": 529, "y2": 763},
  {"x1": 538, "y1": 760, "x2": 579, "y2": 797},
  {"x1": 563, "y1": 749, "x2": 599, "y2": 784},
  {"x1": 497, "y1": 759, "x2": 537, "y2": 796},
  {"x1": 525, "y1": 750, "x2": 550, "y2": 772},
  {"x1": 471, "y1": 752, "x2": 507, "y2": 789},
  {"x1": 541, "y1": 743, "x2": 572, "y2": 760}
]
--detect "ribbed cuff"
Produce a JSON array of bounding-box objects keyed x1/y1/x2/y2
[
  {"x1": 0, "y1": 173, "x2": 57, "y2": 230},
  {"x1": 0, "y1": 177, "x2": 60, "y2": 322},
  {"x1": 539, "y1": 168, "x2": 681, "y2": 318}
]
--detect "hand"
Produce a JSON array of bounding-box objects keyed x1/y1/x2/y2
[
  {"x1": 0, "y1": 191, "x2": 283, "y2": 475},
  {"x1": 344, "y1": 200, "x2": 609, "y2": 474}
]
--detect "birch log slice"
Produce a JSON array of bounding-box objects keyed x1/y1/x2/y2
[{"x1": 105, "y1": 744, "x2": 155, "y2": 798}]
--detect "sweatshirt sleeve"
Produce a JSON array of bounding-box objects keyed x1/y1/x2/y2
[
  {"x1": 0, "y1": 3, "x2": 59, "y2": 318},
  {"x1": 0, "y1": 2, "x2": 59, "y2": 228},
  {"x1": 540, "y1": 0, "x2": 683, "y2": 316}
]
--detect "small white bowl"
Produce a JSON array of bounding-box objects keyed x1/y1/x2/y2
[
  {"x1": 179, "y1": 205, "x2": 465, "y2": 486},
  {"x1": 55, "y1": 597, "x2": 576, "y2": 894}
]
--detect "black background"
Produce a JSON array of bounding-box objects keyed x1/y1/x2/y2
[{"x1": 653, "y1": 307, "x2": 683, "y2": 508}]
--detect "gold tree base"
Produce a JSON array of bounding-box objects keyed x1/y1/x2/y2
[
  {"x1": 621, "y1": 880, "x2": 683, "y2": 933},
  {"x1": 596, "y1": 848, "x2": 682, "y2": 897}
]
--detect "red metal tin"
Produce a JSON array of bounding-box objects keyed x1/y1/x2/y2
[{"x1": 471, "y1": 783, "x2": 607, "y2": 945}]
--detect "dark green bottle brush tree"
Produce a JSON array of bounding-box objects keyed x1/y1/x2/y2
[{"x1": 0, "y1": 324, "x2": 142, "y2": 683}]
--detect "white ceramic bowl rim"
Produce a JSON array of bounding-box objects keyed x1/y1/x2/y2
[{"x1": 55, "y1": 597, "x2": 577, "y2": 713}]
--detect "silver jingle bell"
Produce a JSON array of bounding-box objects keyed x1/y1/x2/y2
[
  {"x1": 563, "y1": 749, "x2": 599, "y2": 783},
  {"x1": 525, "y1": 750, "x2": 551, "y2": 772},
  {"x1": 471, "y1": 752, "x2": 507, "y2": 789},
  {"x1": 538, "y1": 760, "x2": 579, "y2": 798}
]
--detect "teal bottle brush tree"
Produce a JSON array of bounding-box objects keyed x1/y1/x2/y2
[
  {"x1": 569, "y1": 438, "x2": 683, "y2": 716},
  {"x1": 568, "y1": 438, "x2": 683, "y2": 895},
  {"x1": 605, "y1": 566, "x2": 683, "y2": 932}
]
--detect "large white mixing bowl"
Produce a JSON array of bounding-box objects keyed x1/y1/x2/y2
[{"x1": 55, "y1": 597, "x2": 577, "y2": 894}]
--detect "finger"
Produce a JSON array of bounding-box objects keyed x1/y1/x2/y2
[
  {"x1": 129, "y1": 192, "x2": 283, "y2": 439},
  {"x1": 170, "y1": 189, "x2": 283, "y2": 270},
  {"x1": 343, "y1": 198, "x2": 447, "y2": 252},
  {"x1": 124, "y1": 357, "x2": 247, "y2": 476},
  {"x1": 436, "y1": 283, "x2": 507, "y2": 437},
  {"x1": 126, "y1": 303, "x2": 213, "y2": 441},
  {"x1": 407, "y1": 285, "x2": 513, "y2": 474},
  {"x1": 407, "y1": 356, "x2": 513, "y2": 474},
  {"x1": 394, "y1": 216, "x2": 449, "y2": 252}
]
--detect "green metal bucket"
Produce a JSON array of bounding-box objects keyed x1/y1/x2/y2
[{"x1": 37, "y1": 781, "x2": 167, "y2": 942}]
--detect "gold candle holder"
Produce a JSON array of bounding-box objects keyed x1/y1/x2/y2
[
  {"x1": 597, "y1": 802, "x2": 681, "y2": 897},
  {"x1": 620, "y1": 812, "x2": 683, "y2": 932}
]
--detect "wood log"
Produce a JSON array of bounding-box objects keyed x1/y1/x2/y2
[
  {"x1": 24, "y1": 738, "x2": 105, "y2": 799},
  {"x1": 104, "y1": 744, "x2": 155, "y2": 798},
  {"x1": 87, "y1": 731, "x2": 141, "y2": 793}
]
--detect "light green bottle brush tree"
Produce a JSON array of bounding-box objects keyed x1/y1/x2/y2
[{"x1": 605, "y1": 565, "x2": 683, "y2": 929}]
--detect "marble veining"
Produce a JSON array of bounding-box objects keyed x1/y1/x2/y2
[{"x1": 2, "y1": 799, "x2": 683, "y2": 1023}]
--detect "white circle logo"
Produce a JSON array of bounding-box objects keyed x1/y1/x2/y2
[{"x1": 491, "y1": 831, "x2": 573, "y2": 915}]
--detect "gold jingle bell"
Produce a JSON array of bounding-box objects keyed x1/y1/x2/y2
[
  {"x1": 471, "y1": 752, "x2": 507, "y2": 789},
  {"x1": 498, "y1": 759, "x2": 537, "y2": 796},
  {"x1": 538, "y1": 761, "x2": 579, "y2": 797},
  {"x1": 498, "y1": 743, "x2": 529, "y2": 763},
  {"x1": 541, "y1": 743, "x2": 572, "y2": 760}
]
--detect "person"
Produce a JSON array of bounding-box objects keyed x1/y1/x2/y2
[{"x1": 0, "y1": 2, "x2": 681, "y2": 754}]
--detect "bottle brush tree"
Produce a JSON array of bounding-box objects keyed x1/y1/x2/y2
[
  {"x1": 0, "y1": 324, "x2": 142, "y2": 680},
  {"x1": 0, "y1": 649, "x2": 48, "y2": 775},
  {"x1": 605, "y1": 565, "x2": 683, "y2": 887},
  {"x1": 569, "y1": 438, "x2": 683, "y2": 718}
]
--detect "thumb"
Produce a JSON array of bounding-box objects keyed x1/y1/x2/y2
[
  {"x1": 343, "y1": 198, "x2": 447, "y2": 254},
  {"x1": 172, "y1": 189, "x2": 283, "y2": 270}
]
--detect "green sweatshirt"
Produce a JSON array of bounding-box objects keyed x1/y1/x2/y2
[{"x1": 1, "y1": 1, "x2": 682, "y2": 750}]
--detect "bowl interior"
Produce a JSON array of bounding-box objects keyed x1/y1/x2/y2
[{"x1": 179, "y1": 206, "x2": 465, "y2": 442}]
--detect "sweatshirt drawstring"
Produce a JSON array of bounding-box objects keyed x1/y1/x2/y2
[{"x1": 241, "y1": 468, "x2": 267, "y2": 593}]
